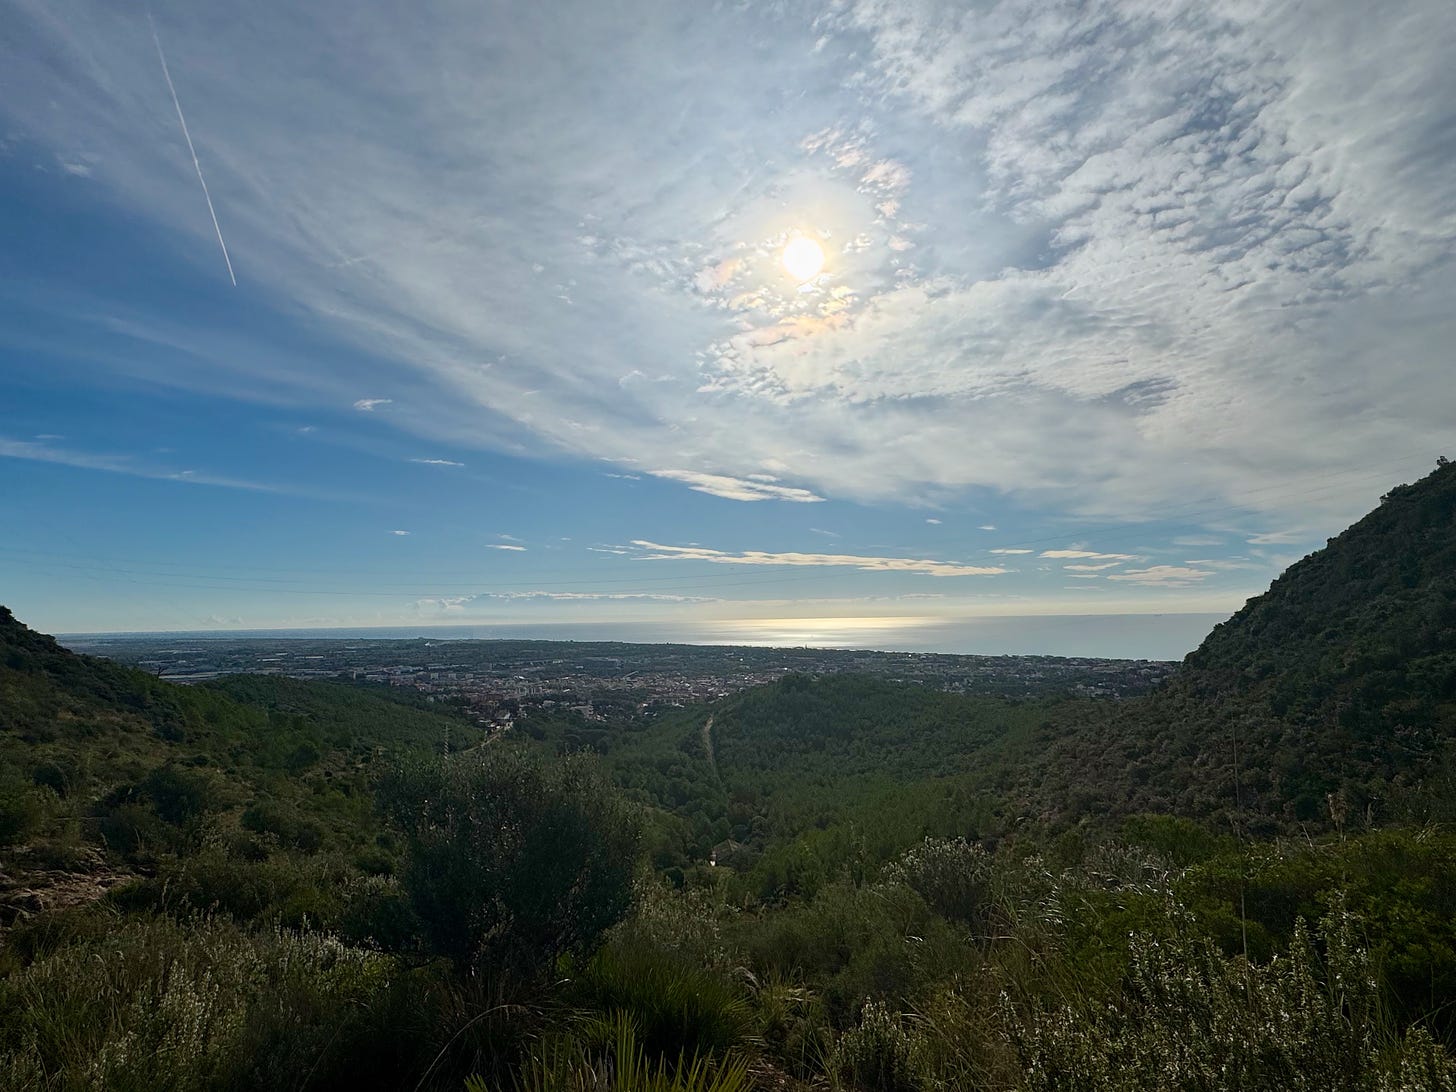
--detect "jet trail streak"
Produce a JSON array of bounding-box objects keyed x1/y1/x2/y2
[{"x1": 148, "y1": 11, "x2": 236, "y2": 286}]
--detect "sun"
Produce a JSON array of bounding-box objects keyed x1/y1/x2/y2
[{"x1": 782, "y1": 236, "x2": 825, "y2": 282}]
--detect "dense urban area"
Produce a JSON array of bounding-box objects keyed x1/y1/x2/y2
[{"x1": 65, "y1": 634, "x2": 1175, "y2": 732}]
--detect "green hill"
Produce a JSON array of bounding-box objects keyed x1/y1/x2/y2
[
  {"x1": 1181, "y1": 461, "x2": 1456, "y2": 746},
  {"x1": 988, "y1": 462, "x2": 1456, "y2": 830},
  {"x1": 0, "y1": 607, "x2": 476, "y2": 920}
]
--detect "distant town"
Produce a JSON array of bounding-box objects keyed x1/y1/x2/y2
[{"x1": 65, "y1": 634, "x2": 1177, "y2": 730}]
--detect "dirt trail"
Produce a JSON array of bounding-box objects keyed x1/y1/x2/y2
[{"x1": 701, "y1": 714, "x2": 718, "y2": 778}]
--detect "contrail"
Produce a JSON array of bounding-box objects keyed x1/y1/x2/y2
[{"x1": 147, "y1": 10, "x2": 236, "y2": 286}]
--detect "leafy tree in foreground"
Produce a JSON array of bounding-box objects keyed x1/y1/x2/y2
[{"x1": 377, "y1": 746, "x2": 641, "y2": 976}]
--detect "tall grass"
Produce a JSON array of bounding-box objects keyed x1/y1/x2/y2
[
  {"x1": 468, "y1": 1011, "x2": 752, "y2": 1092},
  {"x1": 573, "y1": 942, "x2": 756, "y2": 1062}
]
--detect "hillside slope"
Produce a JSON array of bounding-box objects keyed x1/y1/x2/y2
[
  {"x1": 1023, "y1": 462, "x2": 1456, "y2": 829},
  {"x1": 0, "y1": 607, "x2": 474, "y2": 917}
]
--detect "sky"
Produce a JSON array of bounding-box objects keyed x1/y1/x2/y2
[{"x1": 1, "y1": 0, "x2": 1452, "y2": 658}]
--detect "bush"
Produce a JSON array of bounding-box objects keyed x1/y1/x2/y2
[
  {"x1": 114, "y1": 849, "x2": 347, "y2": 928},
  {"x1": 377, "y1": 747, "x2": 641, "y2": 976},
  {"x1": 241, "y1": 799, "x2": 324, "y2": 853},
  {"x1": 0, "y1": 917, "x2": 436, "y2": 1091},
  {"x1": 834, "y1": 1000, "x2": 934, "y2": 1092},
  {"x1": 737, "y1": 880, "x2": 974, "y2": 1025},
  {"x1": 138, "y1": 764, "x2": 214, "y2": 825},
  {"x1": 1006, "y1": 905, "x2": 1456, "y2": 1091},
  {"x1": 0, "y1": 782, "x2": 46, "y2": 846},
  {"x1": 887, "y1": 838, "x2": 995, "y2": 932},
  {"x1": 575, "y1": 942, "x2": 755, "y2": 1062}
]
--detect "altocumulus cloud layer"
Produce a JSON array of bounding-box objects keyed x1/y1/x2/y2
[{"x1": 3, "y1": 0, "x2": 1452, "y2": 521}]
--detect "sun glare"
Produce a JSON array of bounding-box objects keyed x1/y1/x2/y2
[{"x1": 782, "y1": 236, "x2": 825, "y2": 282}]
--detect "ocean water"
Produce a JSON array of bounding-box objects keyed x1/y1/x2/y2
[{"x1": 65, "y1": 612, "x2": 1229, "y2": 661}]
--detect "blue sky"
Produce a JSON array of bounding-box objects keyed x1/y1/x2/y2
[{"x1": 1, "y1": 0, "x2": 1452, "y2": 656}]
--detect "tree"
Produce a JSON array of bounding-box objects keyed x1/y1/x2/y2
[{"x1": 377, "y1": 746, "x2": 640, "y2": 976}]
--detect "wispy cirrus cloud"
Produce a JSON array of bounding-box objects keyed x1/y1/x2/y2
[
  {"x1": 1041, "y1": 550, "x2": 1141, "y2": 561},
  {"x1": 627, "y1": 540, "x2": 1007, "y2": 578},
  {"x1": 1107, "y1": 565, "x2": 1213, "y2": 586},
  {"x1": 0, "y1": 436, "x2": 285, "y2": 494},
  {"x1": 409, "y1": 457, "x2": 464, "y2": 467},
  {"x1": 0, "y1": 0, "x2": 1450, "y2": 532},
  {"x1": 415, "y1": 591, "x2": 717, "y2": 612},
  {"x1": 648, "y1": 470, "x2": 823, "y2": 503}
]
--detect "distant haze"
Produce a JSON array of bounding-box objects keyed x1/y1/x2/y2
[{"x1": 62, "y1": 612, "x2": 1227, "y2": 662}]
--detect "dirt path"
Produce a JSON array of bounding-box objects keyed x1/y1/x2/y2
[{"x1": 701, "y1": 714, "x2": 718, "y2": 778}]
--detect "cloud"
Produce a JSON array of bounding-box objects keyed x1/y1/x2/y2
[
  {"x1": 809, "y1": 528, "x2": 841, "y2": 538},
  {"x1": 990, "y1": 548, "x2": 1034, "y2": 555},
  {"x1": 409, "y1": 457, "x2": 464, "y2": 467},
  {"x1": 648, "y1": 470, "x2": 824, "y2": 503},
  {"x1": 0, "y1": 435, "x2": 286, "y2": 494},
  {"x1": 1107, "y1": 565, "x2": 1214, "y2": 586},
  {"x1": 925, "y1": 518, "x2": 942, "y2": 525},
  {"x1": 627, "y1": 540, "x2": 1007, "y2": 577},
  {"x1": 1040, "y1": 550, "x2": 1140, "y2": 561},
  {"x1": 390, "y1": 529, "x2": 410, "y2": 536},
  {"x1": 415, "y1": 591, "x2": 715, "y2": 611},
  {"x1": 486, "y1": 543, "x2": 526, "y2": 551},
  {"x1": 978, "y1": 525, "x2": 997, "y2": 531},
  {"x1": 353, "y1": 399, "x2": 392, "y2": 412},
  {"x1": 1246, "y1": 530, "x2": 1307, "y2": 546},
  {"x1": 0, "y1": 0, "x2": 1450, "y2": 529},
  {"x1": 1064, "y1": 562, "x2": 1122, "y2": 571}
]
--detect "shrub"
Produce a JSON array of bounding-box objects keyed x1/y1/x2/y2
[
  {"x1": 575, "y1": 942, "x2": 755, "y2": 1062},
  {"x1": 377, "y1": 747, "x2": 641, "y2": 976},
  {"x1": 887, "y1": 838, "x2": 995, "y2": 932},
  {"x1": 1005, "y1": 905, "x2": 1456, "y2": 1091},
  {"x1": 114, "y1": 848, "x2": 348, "y2": 928},
  {"x1": 241, "y1": 799, "x2": 324, "y2": 853},
  {"x1": 137, "y1": 764, "x2": 214, "y2": 825},
  {"x1": 0, "y1": 782, "x2": 46, "y2": 846},
  {"x1": 834, "y1": 1000, "x2": 935, "y2": 1092},
  {"x1": 0, "y1": 917, "x2": 436, "y2": 1091}
]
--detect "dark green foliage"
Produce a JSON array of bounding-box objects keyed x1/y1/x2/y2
[
  {"x1": 136, "y1": 763, "x2": 215, "y2": 824},
  {"x1": 241, "y1": 798, "x2": 324, "y2": 852},
  {"x1": 573, "y1": 943, "x2": 755, "y2": 1062},
  {"x1": 887, "y1": 837, "x2": 995, "y2": 932},
  {"x1": 0, "y1": 776, "x2": 46, "y2": 846},
  {"x1": 377, "y1": 747, "x2": 642, "y2": 975},
  {"x1": 1018, "y1": 462, "x2": 1456, "y2": 829}
]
